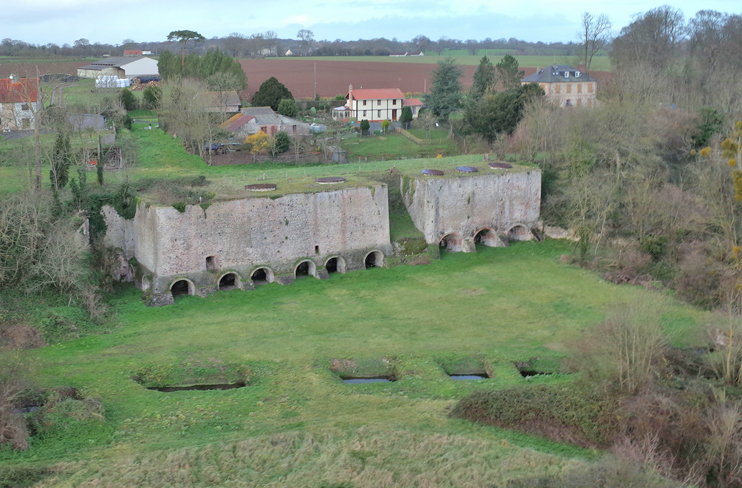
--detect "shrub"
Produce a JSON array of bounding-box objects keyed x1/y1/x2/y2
[
  {"x1": 640, "y1": 235, "x2": 668, "y2": 261},
  {"x1": 360, "y1": 119, "x2": 370, "y2": 135},
  {"x1": 277, "y1": 99, "x2": 298, "y2": 118},
  {"x1": 119, "y1": 88, "x2": 137, "y2": 112},
  {"x1": 450, "y1": 384, "x2": 617, "y2": 447},
  {"x1": 172, "y1": 202, "x2": 187, "y2": 213},
  {"x1": 271, "y1": 131, "x2": 291, "y2": 156},
  {"x1": 143, "y1": 85, "x2": 162, "y2": 109}
]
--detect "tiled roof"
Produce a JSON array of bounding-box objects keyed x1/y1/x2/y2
[
  {"x1": 348, "y1": 88, "x2": 405, "y2": 100},
  {"x1": 0, "y1": 78, "x2": 38, "y2": 103},
  {"x1": 240, "y1": 106, "x2": 282, "y2": 125},
  {"x1": 521, "y1": 65, "x2": 597, "y2": 83},
  {"x1": 219, "y1": 113, "x2": 255, "y2": 132},
  {"x1": 403, "y1": 98, "x2": 423, "y2": 106}
]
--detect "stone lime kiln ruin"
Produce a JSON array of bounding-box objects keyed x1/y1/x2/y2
[{"x1": 103, "y1": 162, "x2": 541, "y2": 305}]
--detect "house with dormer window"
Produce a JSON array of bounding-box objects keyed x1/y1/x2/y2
[{"x1": 520, "y1": 65, "x2": 597, "y2": 108}]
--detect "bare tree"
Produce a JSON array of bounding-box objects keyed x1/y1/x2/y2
[
  {"x1": 223, "y1": 33, "x2": 246, "y2": 57},
  {"x1": 578, "y1": 12, "x2": 612, "y2": 75},
  {"x1": 297, "y1": 29, "x2": 314, "y2": 48}
]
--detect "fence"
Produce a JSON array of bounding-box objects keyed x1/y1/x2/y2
[{"x1": 399, "y1": 128, "x2": 439, "y2": 146}]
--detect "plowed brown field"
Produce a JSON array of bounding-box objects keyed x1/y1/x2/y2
[
  {"x1": 239, "y1": 59, "x2": 475, "y2": 99},
  {"x1": 0, "y1": 58, "x2": 610, "y2": 103},
  {"x1": 0, "y1": 61, "x2": 88, "y2": 78},
  {"x1": 239, "y1": 59, "x2": 610, "y2": 100}
]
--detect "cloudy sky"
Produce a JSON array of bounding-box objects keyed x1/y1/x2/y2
[{"x1": 3, "y1": 0, "x2": 740, "y2": 46}]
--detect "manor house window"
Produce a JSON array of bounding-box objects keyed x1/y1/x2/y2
[{"x1": 377, "y1": 100, "x2": 381, "y2": 106}]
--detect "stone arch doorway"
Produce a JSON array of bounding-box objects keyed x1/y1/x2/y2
[
  {"x1": 250, "y1": 267, "x2": 274, "y2": 285},
  {"x1": 474, "y1": 228, "x2": 500, "y2": 247},
  {"x1": 364, "y1": 251, "x2": 384, "y2": 269},
  {"x1": 218, "y1": 272, "x2": 240, "y2": 291},
  {"x1": 439, "y1": 233, "x2": 464, "y2": 252},
  {"x1": 507, "y1": 224, "x2": 530, "y2": 242},
  {"x1": 325, "y1": 256, "x2": 347, "y2": 274},
  {"x1": 294, "y1": 260, "x2": 317, "y2": 279},
  {"x1": 170, "y1": 279, "x2": 195, "y2": 299}
]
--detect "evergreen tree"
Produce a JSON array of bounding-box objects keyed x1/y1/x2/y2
[
  {"x1": 400, "y1": 106, "x2": 413, "y2": 129},
  {"x1": 277, "y1": 98, "x2": 298, "y2": 118},
  {"x1": 425, "y1": 57, "x2": 463, "y2": 121},
  {"x1": 271, "y1": 131, "x2": 291, "y2": 156},
  {"x1": 464, "y1": 83, "x2": 544, "y2": 143},
  {"x1": 471, "y1": 55, "x2": 496, "y2": 98},
  {"x1": 49, "y1": 132, "x2": 72, "y2": 191},
  {"x1": 251, "y1": 77, "x2": 293, "y2": 111},
  {"x1": 143, "y1": 85, "x2": 162, "y2": 109},
  {"x1": 360, "y1": 119, "x2": 370, "y2": 136},
  {"x1": 496, "y1": 55, "x2": 525, "y2": 90}
]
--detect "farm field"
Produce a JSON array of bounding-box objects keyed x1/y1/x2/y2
[
  {"x1": 239, "y1": 59, "x2": 611, "y2": 99},
  {"x1": 0, "y1": 55, "x2": 610, "y2": 101},
  {"x1": 0, "y1": 239, "x2": 704, "y2": 487}
]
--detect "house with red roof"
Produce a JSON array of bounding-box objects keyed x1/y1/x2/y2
[
  {"x1": 219, "y1": 107, "x2": 310, "y2": 141},
  {"x1": 0, "y1": 77, "x2": 41, "y2": 131},
  {"x1": 332, "y1": 85, "x2": 423, "y2": 123}
]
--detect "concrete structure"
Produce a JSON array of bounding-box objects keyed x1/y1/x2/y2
[
  {"x1": 402, "y1": 168, "x2": 541, "y2": 252},
  {"x1": 103, "y1": 184, "x2": 392, "y2": 305},
  {"x1": 0, "y1": 77, "x2": 41, "y2": 131},
  {"x1": 77, "y1": 57, "x2": 159, "y2": 79},
  {"x1": 520, "y1": 65, "x2": 597, "y2": 108},
  {"x1": 219, "y1": 107, "x2": 310, "y2": 139}
]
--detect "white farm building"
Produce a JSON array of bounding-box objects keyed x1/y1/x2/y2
[{"x1": 77, "y1": 57, "x2": 159, "y2": 79}]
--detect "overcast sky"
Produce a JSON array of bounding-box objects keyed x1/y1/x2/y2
[{"x1": 3, "y1": 0, "x2": 740, "y2": 46}]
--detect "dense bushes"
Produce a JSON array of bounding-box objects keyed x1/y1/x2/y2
[
  {"x1": 158, "y1": 48, "x2": 246, "y2": 89},
  {"x1": 452, "y1": 296, "x2": 742, "y2": 487},
  {"x1": 450, "y1": 384, "x2": 617, "y2": 447}
]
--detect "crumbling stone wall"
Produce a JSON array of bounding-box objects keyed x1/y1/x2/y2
[
  {"x1": 402, "y1": 169, "x2": 541, "y2": 252},
  {"x1": 103, "y1": 184, "x2": 391, "y2": 298}
]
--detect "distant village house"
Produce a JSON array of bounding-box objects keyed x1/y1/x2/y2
[
  {"x1": 0, "y1": 77, "x2": 41, "y2": 131},
  {"x1": 520, "y1": 65, "x2": 597, "y2": 108},
  {"x1": 332, "y1": 85, "x2": 422, "y2": 122},
  {"x1": 219, "y1": 107, "x2": 311, "y2": 140}
]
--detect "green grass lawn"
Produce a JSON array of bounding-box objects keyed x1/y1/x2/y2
[
  {"x1": 0, "y1": 240, "x2": 705, "y2": 486},
  {"x1": 341, "y1": 132, "x2": 459, "y2": 160}
]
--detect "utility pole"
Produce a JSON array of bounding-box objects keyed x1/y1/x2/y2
[{"x1": 314, "y1": 63, "x2": 317, "y2": 100}]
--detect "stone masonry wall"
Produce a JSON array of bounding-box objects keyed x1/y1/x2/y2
[
  {"x1": 104, "y1": 184, "x2": 391, "y2": 295},
  {"x1": 402, "y1": 169, "x2": 541, "y2": 251}
]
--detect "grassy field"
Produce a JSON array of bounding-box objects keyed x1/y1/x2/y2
[
  {"x1": 341, "y1": 132, "x2": 459, "y2": 161},
  {"x1": 0, "y1": 240, "x2": 705, "y2": 486},
  {"x1": 269, "y1": 54, "x2": 613, "y2": 71}
]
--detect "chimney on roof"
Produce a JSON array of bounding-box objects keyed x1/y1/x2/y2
[{"x1": 348, "y1": 84, "x2": 353, "y2": 103}]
